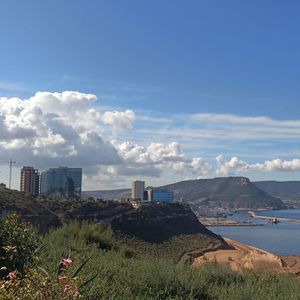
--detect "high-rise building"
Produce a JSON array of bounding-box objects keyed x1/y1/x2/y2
[
  {"x1": 40, "y1": 167, "x2": 82, "y2": 198},
  {"x1": 131, "y1": 180, "x2": 145, "y2": 201},
  {"x1": 20, "y1": 166, "x2": 40, "y2": 196}
]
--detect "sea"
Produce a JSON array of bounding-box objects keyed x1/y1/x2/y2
[{"x1": 210, "y1": 209, "x2": 300, "y2": 256}]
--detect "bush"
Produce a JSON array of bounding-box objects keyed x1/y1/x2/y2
[{"x1": 0, "y1": 214, "x2": 38, "y2": 278}]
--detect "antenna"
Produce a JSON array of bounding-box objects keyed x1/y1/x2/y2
[{"x1": 8, "y1": 159, "x2": 16, "y2": 189}]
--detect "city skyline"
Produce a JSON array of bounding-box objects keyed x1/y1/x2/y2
[{"x1": 1, "y1": 1, "x2": 300, "y2": 189}]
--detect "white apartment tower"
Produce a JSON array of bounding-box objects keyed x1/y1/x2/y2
[{"x1": 132, "y1": 180, "x2": 145, "y2": 201}]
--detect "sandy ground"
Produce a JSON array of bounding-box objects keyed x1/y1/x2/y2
[{"x1": 193, "y1": 238, "x2": 300, "y2": 277}]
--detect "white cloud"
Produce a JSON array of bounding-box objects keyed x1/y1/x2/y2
[
  {"x1": 102, "y1": 110, "x2": 135, "y2": 131},
  {"x1": 114, "y1": 141, "x2": 212, "y2": 178},
  {"x1": 2, "y1": 92, "x2": 300, "y2": 190},
  {"x1": 216, "y1": 156, "x2": 300, "y2": 176},
  {"x1": 0, "y1": 91, "x2": 214, "y2": 189},
  {"x1": 0, "y1": 91, "x2": 129, "y2": 170}
]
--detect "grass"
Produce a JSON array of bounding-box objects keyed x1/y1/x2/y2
[{"x1": 37, "y1": 221, "x2": 300, "y2": 300}]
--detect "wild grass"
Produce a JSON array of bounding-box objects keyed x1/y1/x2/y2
[{"x1": 38, "y1": 222, "x2": 300, "y2": 300}]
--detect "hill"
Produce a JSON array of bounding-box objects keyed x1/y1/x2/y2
[
  {"x1": 0, "y1": 189, "x2": 62, "y2": 232},
  {"x1": 110, "y1": 202, "x2": 229, "y2": 262},
  {"x1": 85, "y1": 177, "x2": 285, "y2": 210},
  {"x1": 111, "y1": 202, "x2": 215, "y2": 242},
  {"x1": 162, "y1": 177, "x2": 285, "y2": 210},
  {"x1": 0, "y1": 188, "x2": 228, "y2": 262},
  {"x1": 254, "y1": 181, "x2": 300, "y2": 201},
  {"x1": 0, "y1": 189, "x2": 133, "y2": 232}
]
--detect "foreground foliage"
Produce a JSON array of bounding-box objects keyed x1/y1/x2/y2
[
  {"x1": 0, "y1": 215, "x2": 300, "y2": 299},
  {"x1": 0, "y1": 214, "x2": 38, "y2": 278}
]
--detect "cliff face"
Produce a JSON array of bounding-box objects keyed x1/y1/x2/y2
[{"x1": 111, "y1": 203, "x2": 224, "y2": 243}]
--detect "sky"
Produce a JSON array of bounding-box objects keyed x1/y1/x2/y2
[{"x1": 1, "y1": 1, "x2": 300, "y2": 190}]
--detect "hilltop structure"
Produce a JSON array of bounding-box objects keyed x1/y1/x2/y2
[
  {"x1": 40, "y1": 167, "x2": 82, "y2": 198},
  {"x1": 131, "y1": 181, "x2": 173, "y2": 203},
  {"x1": 145, "y1": 186, "x2": 174, "y2": 202},
  {"x1": 0, "y1": 183, "x2": 6, "y2": 189},
  {"x1": 131, "y1": 180, "x2": 145, "y2": 201},
  {"x1": 20, "y1": 166, "x2": 40, "y2": 196}
]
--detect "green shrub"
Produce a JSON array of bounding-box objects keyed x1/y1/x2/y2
[{"x1": 0, "y1": 214, "x2": 38, "y2": 278}]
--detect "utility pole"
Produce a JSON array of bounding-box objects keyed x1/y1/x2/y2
[{"x1": 8, "y1": 159, "x2": 16, "y2": 189}]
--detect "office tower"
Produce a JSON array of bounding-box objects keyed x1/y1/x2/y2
[
  {"x1": 20, "y1": 166, "x2": 40, "y2": 196},
  {"x1": 40, "y1": 167, "x2": 82, "y2": 198},
  {"x1": 131, "y1": 180, "x2": 145, "y2": 201}
]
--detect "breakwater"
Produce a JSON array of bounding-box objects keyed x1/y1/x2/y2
[{"x1": 249, "y1": 211, "x2": 300, "y2": 223}]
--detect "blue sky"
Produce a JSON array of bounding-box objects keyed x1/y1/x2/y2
[{"x1": 1, "y1": 1, "x2": 300, "y2": 189}]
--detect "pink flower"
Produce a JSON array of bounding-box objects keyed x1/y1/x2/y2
[
  {"x1": 7, "y1": 272, "x2": 17, "y2": 280},
  {"x1": 58, "y1": 275, "x2": 68, "y2": 280},
  {"x1": 60, "y1": 258, "x2": 72, "y2": 267},
  {"x1": 64, "y1": 284, "x2": 74, "y2": 293}
]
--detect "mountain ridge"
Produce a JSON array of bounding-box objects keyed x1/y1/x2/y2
[
  {"x1": 84, "y1": 176, "x2": 285, "y2": 210},
  {"x1": 254, "y1": 181, "x2": 300, "y2": 201}
]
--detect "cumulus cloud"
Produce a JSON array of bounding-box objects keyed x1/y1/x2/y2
[
  {"x1": 114, "y1": 141, "x2": 211, "y2": 178},
  {"x1": 0, "y1": 91, "x2": 214, "y2": 189},
  {"x1": 0, "y1": 91, "x2": 130, "y2": 170},
  {"x1": 216, "y1": 155, "x2": 300, "y2": 176},
  {"x1": 3, "y1": 91, "x2": 300, "y2": 190},
  {"x1": 102, "y1": 110, "x2": 135, "y2": 131}
]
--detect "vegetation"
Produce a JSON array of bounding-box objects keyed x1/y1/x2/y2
[
  {"x1": 1, "y1": 215, "x2": 299, "y2": 300},
  {"x1": 0, "y1": 214, "x2": 38, "y2": 277},
  {"x1": 0, "y1": 193, "x2": 299, "y2": 299},
  {"x1": 0, "y1": 189, "x2": 133, "y2": 232}
]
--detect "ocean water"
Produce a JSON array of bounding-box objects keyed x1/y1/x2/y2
[{"x1": 210, "y1": 210, "x2": 300, "y2": 256}]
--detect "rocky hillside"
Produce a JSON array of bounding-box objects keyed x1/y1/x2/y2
[{"x1": 111, "y1": 202, "x2": 221, "y2": 243}]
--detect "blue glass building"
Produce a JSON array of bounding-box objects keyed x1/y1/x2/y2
[
  {"x1": 40, "y1": 167, "x2": 82, "y2": 197},
  {"x1": 152, "y1": 190, "x2": 173, "y2": 202}
]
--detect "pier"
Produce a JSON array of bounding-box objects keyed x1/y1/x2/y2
[{"x1": 249, "y1": 211, "x2": 300, "y2": 223}]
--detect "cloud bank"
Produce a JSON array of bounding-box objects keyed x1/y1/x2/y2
[
  {"x1": 1, "y1": 91, "x2": 300, "y2": 189},
  {"x1": 216, "y1": 155, "x2": 300, "y2": 176},
  {"x1": 0, "y1": 91, "x2": 210, "y2": 188}
]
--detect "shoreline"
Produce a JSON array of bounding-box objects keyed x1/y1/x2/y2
[{"x1": 193, "y1": 237, "x2": 300, "y2": 277}]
